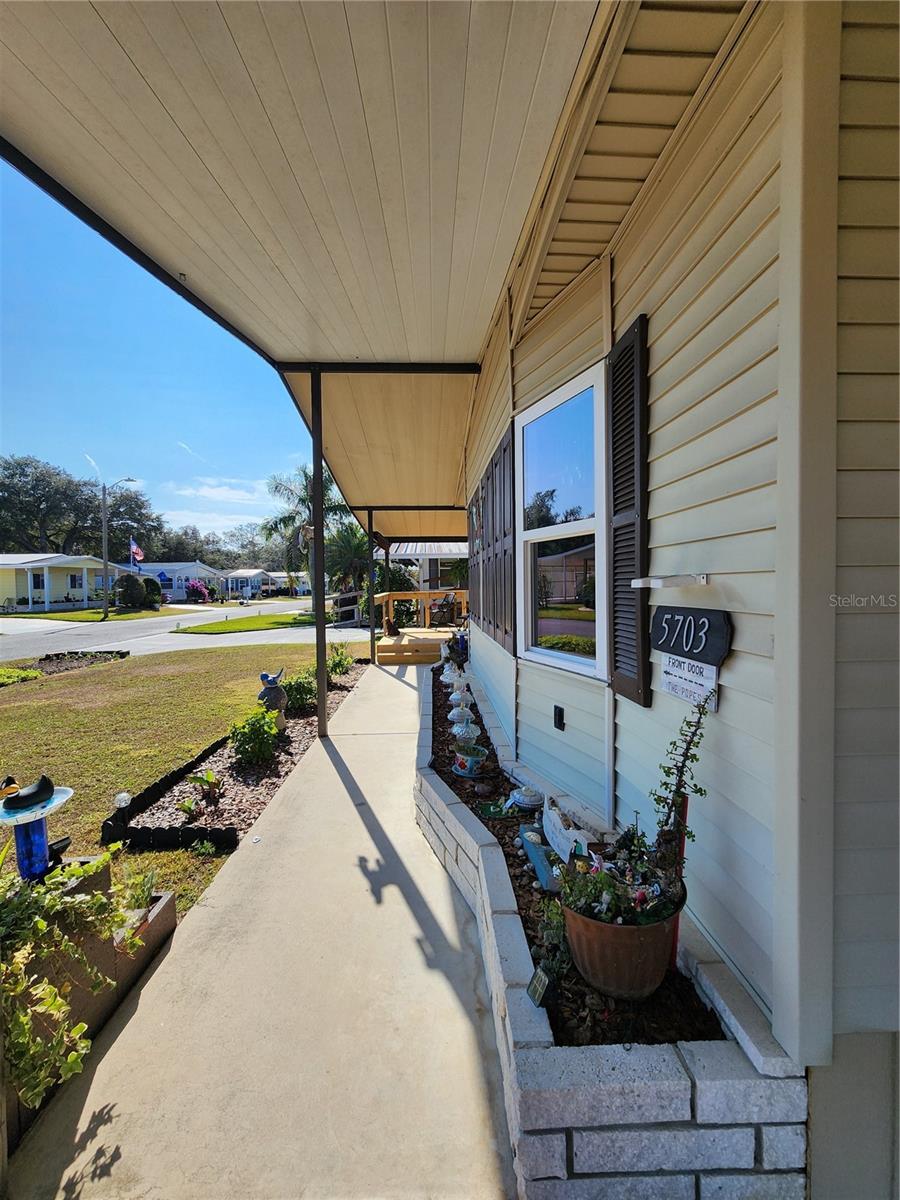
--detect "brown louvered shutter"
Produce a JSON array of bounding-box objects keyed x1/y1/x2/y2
[
  {"x1": 606, "y1": 314, "x2": 650, "y2": 706},
  {"x1": 467, "y1": 491, "x2": 481, "y2": 623},
  {"x1": 469, "y1": 425, "x2": 514, "y2": 651}
]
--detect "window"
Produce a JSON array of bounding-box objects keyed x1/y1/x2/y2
[
  {"x1": 31, "y1": 571, "x2": 44, "y2": 591},
  {"x1": 515, "y1": 364, "x2": 607, "y2": 678},
  {"x1": 69, "y1": 573, "x2": 81, "y2": 589}
]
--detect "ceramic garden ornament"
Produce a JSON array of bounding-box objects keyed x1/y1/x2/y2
[{"x1": 258, "y1": 668, "x2": 288, "y2": 732}]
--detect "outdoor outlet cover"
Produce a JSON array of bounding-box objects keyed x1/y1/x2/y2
[{"x1": 553, "y1": 705, "x2": 565, "y2": 731}]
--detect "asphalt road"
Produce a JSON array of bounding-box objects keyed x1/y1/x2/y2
[{"x1": 0, "y1": 599, "x2": 365, "y2": 662}]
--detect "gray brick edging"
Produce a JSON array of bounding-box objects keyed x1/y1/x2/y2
[{"x1": 413, "y1": 665, "x2": 808, "y2": 1199}]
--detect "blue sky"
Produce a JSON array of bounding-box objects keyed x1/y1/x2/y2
[{"x1": 0, "y1": 162, "x2": 311, "y2": 536}]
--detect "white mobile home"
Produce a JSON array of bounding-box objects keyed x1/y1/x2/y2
[
  {"x1": 128, "y1": 561, "x2": 225, "y2": 601},
  {"x1": 0, "y1": 553, "x2": 119, "y2": 611}
]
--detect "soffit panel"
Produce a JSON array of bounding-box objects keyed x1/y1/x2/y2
[
  {"x1": 524, "y1": 0, "x2": 748, "y2": 323},
  {"x1": 284, "y1": 371, "x2": 472, "y2": 540},
  {"x1": 0, "y1": 0, "x2": 597, "y2": 362}
]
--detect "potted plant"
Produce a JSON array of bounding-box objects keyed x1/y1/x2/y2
[{"x1": 557, "y1": 694, "x2": 711, "y2": 999}]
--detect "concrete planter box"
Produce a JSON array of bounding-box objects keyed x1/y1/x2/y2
[
  {"x1": 414, "y1": 667, "x2": 808, "y2": 1199},
  {"x1": 4, "y1": 881, "x2": 176, "y2": 1158}
]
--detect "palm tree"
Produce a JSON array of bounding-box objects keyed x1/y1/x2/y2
[
  {"x1": 260, "y1": 465, "x2": 348, "y2": 576},
  {"x1": 325, "y1": 521, "x2": 369, "y2": 591}
]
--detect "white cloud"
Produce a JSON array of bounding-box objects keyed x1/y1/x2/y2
[
  {"x1": 162, "y1": 509, "x2": 269, "y2": 535},
  {"x1": 172, "y1": 477, "x2": 269, "y2": 504},
  {"x1": 176, "y1": 440, "x2": 208, "y2": 464}
]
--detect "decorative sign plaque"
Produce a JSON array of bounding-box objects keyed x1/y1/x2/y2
[
  {"x1": 527, "y1": 965, "x2": 551, "y2": 1008},
  {"x1": 660, "y1": 654, "x2": 719, "y2": 712},
  {"x1": 650, "y1": 606, "x2": 732, "y2": 666}
]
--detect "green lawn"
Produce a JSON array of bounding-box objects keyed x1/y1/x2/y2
[
  {"x1": 6, "y1": 607, "x2": 172, "y2": 622},
  {"x1": 0, "y1": 642, "x2": 364, "y2": 913},
  {"x1": 537, "y1": 605, "x2": 596, "y2": 622},
  {"x1": 177, "y1": 611, "x2": 321, "y2": 635}
]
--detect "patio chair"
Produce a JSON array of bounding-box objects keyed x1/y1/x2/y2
[{"x1": 429, "y1": 592, "x2": 456, "y2": 627}]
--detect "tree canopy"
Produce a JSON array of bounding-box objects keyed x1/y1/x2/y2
[{"x1": 0, "y1": 455, "x2": 294, "y2": 571}]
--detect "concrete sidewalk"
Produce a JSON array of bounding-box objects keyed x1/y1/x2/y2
[{"x1": 8, "y1": 665, "x2": 514, "y2": 1200}]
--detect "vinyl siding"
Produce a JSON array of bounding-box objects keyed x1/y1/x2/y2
[
  {"x1": 610, "y1": 4, "x2": 783, "y2": 1010},
  {"x1": 512, "y1": 257, "x2": 610, "y2": 413},
  {"x1": 832, "y1": 3, "x2": 899, "y2": 1036},
  {"x1": 468, "y1": 622, "x2": 515, "y2": 749},
  {"x1": 516, "y1": 660, "x2": 609, "y2": 826}
]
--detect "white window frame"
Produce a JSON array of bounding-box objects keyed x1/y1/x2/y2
[{"x1": 514, "y1": 362, "x2": 609, "y2": 681}]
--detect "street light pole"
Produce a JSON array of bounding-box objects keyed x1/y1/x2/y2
[
  {"x1": 100, "y1": 476, "x2": 135, "y2": 620},
  {"x1": 101, "y1": 482, "x2": 110, "y2": 619}
]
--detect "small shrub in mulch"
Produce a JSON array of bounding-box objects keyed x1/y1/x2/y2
[
  {"x1": 123, "y1": 662, "x2": 368, "y2": 844},
  {"x1": 429, "y1": 667, "x2": 725, "y2": 1048}
]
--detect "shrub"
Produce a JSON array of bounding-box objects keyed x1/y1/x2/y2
[
  {"x1": 0, "y1": 667, "x2": 43, "y2": 687},
  {"x1": 185, "y1": 579, "x2": 210, "y2": 603},
  {"x1": 282, "y1": 667, "x2": 317, "y2": 714},
  {"x1": 1, "y1": 844, "x2": 139, "y2": 1108},
  {"x1": 192, "y1": 839, "x2": 217, "y2": 858},
  {"x1": 576, "y1": 574, "x2": 595, "y2": 609},
  {"x1": 142, "y1": 576, "x2": 162, "y2": 609},
  {"x1": 115, "y1": 573, "x2": 146, "y2": 610},
  {"x1": 536, "y1": 571, "x2": 553, "y2": 608},
  {"x1": 229, "y1": 704, "x2": 279, "y2": 766},
  {"x1": 327, "y1": 642, "x2": 353, "y2": 676},
  {"x1": 536, "y1": 634, "x2": 596, "y2": 657}
]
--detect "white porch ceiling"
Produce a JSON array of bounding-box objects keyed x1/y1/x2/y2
[{"x1": 0, "y1": 0, "x2": 597, "y2": 362}]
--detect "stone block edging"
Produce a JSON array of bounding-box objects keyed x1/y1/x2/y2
[{"x1": 414, "y1": 665, "x2": 808, "y2": 1199}]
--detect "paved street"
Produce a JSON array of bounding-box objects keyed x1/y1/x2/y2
[{"x1": 0, "y1": 599, "x2": 364, "y2": 661}]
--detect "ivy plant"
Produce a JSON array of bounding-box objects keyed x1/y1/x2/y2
[{"x1": 0, "y1": 842, "x2": 140, "y2": 1108}]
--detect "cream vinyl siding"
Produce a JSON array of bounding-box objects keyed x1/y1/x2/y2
[
  {"x1": 468, "y1": 623, "x2": 516, "y2": 749},
  {"x1": 516, "y1": 661, "x2": 608, "y2": 823},
  {"x1": 610, "y1": 4, "x2": 783, "y2": 1009},
  {"x1": 466, "y1": 312, "x2": 512, "y2": 497},
  {"x1": 512, "y1": 259, "x2": 610, "y2": 413},
  {"x1": 832, "y1": 3, "x2": 899, "y2": 1037}
]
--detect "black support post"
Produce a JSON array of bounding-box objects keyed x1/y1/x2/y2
[
  {"x1": 367, "y1": 508, "x2": 376, "y2": 664},
  {"x1": 311, "y1": 368, "x2": 328, "y2": 738}
]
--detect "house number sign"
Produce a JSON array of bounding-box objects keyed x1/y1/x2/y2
[{"x1": 651, "y1": 607, "x2": 732, "y2": 712}]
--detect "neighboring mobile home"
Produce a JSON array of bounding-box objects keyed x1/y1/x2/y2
[
  {"x1": 223, "y1": 568, "x2": 277, "y2": 598},
  {"x1": 3, "y1": 3, "x2": 895, "y2": 1193},
  {"x1": 127, "y1": 561, "x2": 225, "y2": 602},
  {"x1": 0, "y1": 553, "x2": 119, "y2": 611}
]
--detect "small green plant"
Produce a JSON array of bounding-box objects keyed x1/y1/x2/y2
[
  {"x1": 192, "y1": 839, "x2": 217, "y2": 858},
  {"x1": 0, "y1": 667, "x2": 43, "y2": 687},
  {"x1": 326, "y1": 641, "x2": 353, "y2": 676},
  {"x1": 282, "y1": 667, "x2": 317, "y2": 714},
  {"x1": 186, "y1": 768, "x2": 221, "y2": 802},
  {"x1": 229, "y1": 704, "x2": 279, "y2": 766},
  {"x1": 177, "y1": 797, "x2": 199, "y2": 820},
  {"x1": 0, "y1": 843, "x2": 140, "y2": 1108},
  {"x1": 122, "y1": 866, "x2": 157, "y2": 912}
]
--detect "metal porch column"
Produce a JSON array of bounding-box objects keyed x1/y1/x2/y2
[
  {"x1": 367, "y1": 508, "x2": 376, "y2": 664},
  {"x1": 311, "y1": 367, "x2": 328, "y2": 738}
]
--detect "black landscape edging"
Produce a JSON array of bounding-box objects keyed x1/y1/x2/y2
[
  {"x1": 100, "y1": 734, "x2": 232, "y2": 850},
  {"x1": 39, "y1": 650, "x2": 130, "y2": 663}
]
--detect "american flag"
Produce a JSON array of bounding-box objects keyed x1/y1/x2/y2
[{"x1": 130, "y1": 537, "x2": 145, "y2": 564}]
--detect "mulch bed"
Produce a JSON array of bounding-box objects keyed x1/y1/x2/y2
[
  {"x1": 430, "y1": 666, "x2": 725, "y2": 1047},
  {"x1": 129, "y1": 662, "x2": 367, "y2": 839},
  {"x1": 18, "y1": 650, "x2": 130, "y2": 676}
]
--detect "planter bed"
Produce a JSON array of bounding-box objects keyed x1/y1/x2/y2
[
  {"x1": 416, "y1": 664, "x2": 807, "y2": 1199},
  {"x1": 101, "y1": 662, "x2": 367, "y2": 853},
  {"x1": 429, "y1": 667, "x2": 723, "y2": 1047},
  {"x1": 5, "y1": 871, "x2": 176, "y2": 1156},
  {"x1": 13, "y1": 649, "x2": 130, "y2": 678}
]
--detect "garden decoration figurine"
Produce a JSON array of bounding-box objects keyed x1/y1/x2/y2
[
  {"x1": 0, "y1": 774, "x2": 74, "y2": 881},
  {"x1": 258, "y1": 668, "x2": 288, "y2": 732}
]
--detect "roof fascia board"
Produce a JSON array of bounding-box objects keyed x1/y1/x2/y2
[{"x1": 509, "y1": 1, "x2": 639, "y2": 344}]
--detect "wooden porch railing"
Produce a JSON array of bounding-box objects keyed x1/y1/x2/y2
[{"x1": 373, "y1": 589, "x2": 469, "y2": 628}]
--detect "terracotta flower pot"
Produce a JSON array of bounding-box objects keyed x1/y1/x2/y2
[{"x1": 563, "y1": 885, "x2": 686, "y2": 1000}]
